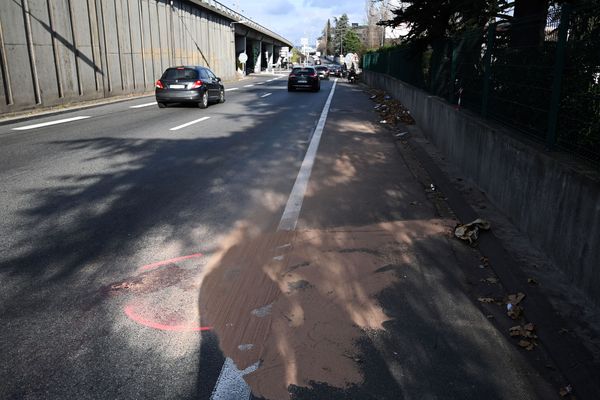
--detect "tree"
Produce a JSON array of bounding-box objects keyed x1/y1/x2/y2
[
  {"x1": 365, "y1": 0, "x2": 391, "y2": 48},
  {"x1": 317, "y1": 19, "x2": 334, "y2": 55},
  {"x1": 511, "y1": 0, "x2": 550, "y2": 49},
  {"x1": 326, "y1": 19, "x2": 334, "y2": 55},
  {"x1": 381, "y1": 0, "x2": 509, "y2": 48},
  {"x1": 344, "y1": 29, "x2": 364, "y2": 54},
  {"x1": 290, "y1": 47, "x2": 302, "y2": 64},
  {"x1": 332, "y1": 14, "x2": 350, "y2": 55}
]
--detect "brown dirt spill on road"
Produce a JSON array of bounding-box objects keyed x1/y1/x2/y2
[
  {"x1": 199, "y1": 220, "x2": 452, "y2": 399},
  {"x1": 104, "y1": 265, "x2": 198, "y2": 296}
]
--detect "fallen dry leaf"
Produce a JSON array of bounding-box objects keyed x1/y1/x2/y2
[
  {"x1": 559, "y1": 384, "x2": 573, "y2": 397},
  {"x1": 507, "y1": 292, "x2": 526, "y2": 306},
  {"x1": 527, "y1": 277, "x2": 538, "y2": 286},
  {"x1": 524, "y1": 322, "x2": 535, "y2": 332},
  {"x1": 518, "y1": 339, "x2": 535, "y2": 351},
  {"x1": 506, "y1": 303, "x2": 524, "y2": 320},
  {"x1": 477, "y1": 297, "x2": 497, "y2": 303},
  {"x1": 509, "y1": 324, "x2": 537, "y2": 339},
  {"x1": 509, "y1": 326, "x2": 522, "y2": 337}
]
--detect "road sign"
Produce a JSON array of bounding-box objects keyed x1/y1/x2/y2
[{"x1": 238, "y1": 53, "x2": 248, "y2": 63}]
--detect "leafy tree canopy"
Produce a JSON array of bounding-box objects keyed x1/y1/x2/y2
[{"x1": 381, "y1": 0, "x2": 510, "y2": 47}]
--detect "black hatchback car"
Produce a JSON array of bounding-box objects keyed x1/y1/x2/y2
[
  {"x1": 287, "y1": 67, "x2": 320, "y2": 92},
  {"x1": 155, "y1": 66, "x2": 224, "y2": 109}
]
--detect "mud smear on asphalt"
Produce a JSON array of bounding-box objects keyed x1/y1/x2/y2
[
  {"x1": 103, "y1": 265, "x2": 198, "y2": 296},
  {"x1": 199, "y1": 220, "x2": 451, "y2": 399}
]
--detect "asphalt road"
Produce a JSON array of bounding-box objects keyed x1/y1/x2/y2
[
  {"x1": 0, "y1": 72, "x2": 570, "y2": 400},
  {"x1": 0, "y1": 74, "x2": 333, "y2": 399}
]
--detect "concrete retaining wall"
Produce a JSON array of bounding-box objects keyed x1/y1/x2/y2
[
  {"x1": 0, "y1": 0, "x2": 237, "y2": 113},
  {"x1": 363, "y1": 70, "x2": 600, "y2": 306}
]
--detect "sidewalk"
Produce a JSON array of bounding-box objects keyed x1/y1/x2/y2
[{"x1": 197, "y1": 81, "x2": 581, "y2": 399}]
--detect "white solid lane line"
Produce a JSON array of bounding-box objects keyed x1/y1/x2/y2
[
  {"x1": 210, "y1": 358, "x2": 259, "y2": 400},
  {"x1": 217, "y1": 70, "x2": 405, "y2": 394},
  {"x1": 130, "y1": 102, "x2": 157, "y2": 108},
  {"x1": 278, "y1": 78, "x2": 338, "y2": 231},
  {"x1": 210, "y1": 80, "x2": 338, "y2": 400},
  {"x1": 12, "y1": 116, "x2": 91, "y2": 131},
  {"x1": 225, "y1": 88, "x2": 239, "y2": 91},
  {"x1": 169, "y1": 116, "x2": 210, "y2": 131}
]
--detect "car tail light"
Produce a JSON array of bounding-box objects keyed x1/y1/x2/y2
[
  {"x1": 309, "y1": 72, "x2": 317, "y2": 77},
  {"x1": 289, "y1": 73, "x2": 296, "y2": 78},
  {"x1": 155, "y1": 80, "x2": 164, "y2": 89},
  {"x1": 189, "y1": 80, "x2": 203, "y2": 89}
]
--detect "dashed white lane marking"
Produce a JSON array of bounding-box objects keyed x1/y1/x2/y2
[
  {"x1": 278, "y1": 78, "x2": 338, "y2": 231},
  {"x1": 256, "y1": 82, "x2": 265, "y2": 85},
  {"x1": 243, "y1": 84, "x2": 254, "y2": 87},
  {"x1": 260, "y1": 93, "x2": 272, "y2": 98},
  {"x1": 129, "y1": 101, "x2": 156, "y2": 108},
  {"x1": 12, "y1": 116, "x2": 91, "y2": 131},
  {"x1": 210, "y1": 358, "x2": 260, "y2": 400},
  {"x1": 169, "y1": 116, "x2": 210, "y2": 131},
  {"x1": 225, "y1": 88, "x2": 239, "y2": 91}
]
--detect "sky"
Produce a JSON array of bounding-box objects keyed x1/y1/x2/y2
[{"x1": 222, "y1": 0, "x2": 368, "y2": 47}]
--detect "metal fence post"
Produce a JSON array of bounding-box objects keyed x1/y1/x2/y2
[
  {"x1": 386, "y1": 50, "x2": 391, "y2": 75},
  {"x1": 450, "y1": 38, "x2": 458, "y2": 104},
  {"x1": 546, "y1": 4, "x2": 572, "y2": 149},
  {"x1": 481, "y1": 23, "x2": 495, "y2": 118}
]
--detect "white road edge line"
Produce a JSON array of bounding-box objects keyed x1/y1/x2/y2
[
  {"x1": 260, "y1": 93, "x2": 272, "y2": 98},
  {"x1": 169, "y1": 116, "x2": 210, "y2": 131},
  {"x1": 210, "y1": 358, "x2": 260, "y2": 400},
  {"x1": 225, "y1": 88, "x2": 239, "y2": 91},
  {"x1": 278, "y1": 79, "x2": 338, "y2": 231},
  {"x1": 129, "y1": 101, "x2": 156, "y2": 108},
  {"x1": 209, "y1": 80, "x2": 337, "y2": 400},
  {"x1": 12, "y1": 116, "x2": 91, "y2": 131}
]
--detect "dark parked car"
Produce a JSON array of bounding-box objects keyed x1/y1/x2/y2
[
  {"x1": 155, "y1": 66, "x2": 224, "y2": 109},
  {"x1": 315, "y1": 66, "x2": 330, "y2": 80},
  {"x1": 328, "y1": 64, "x2": 342, "y2": 77},
  {"x1": 288, "y1": 67, "x2": 320, "y2": 92}
]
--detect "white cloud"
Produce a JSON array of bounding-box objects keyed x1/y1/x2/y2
[
  {"x1": 267, "y1": 0, "x2": 296, "y2": 15},
  {"x1": 224, "y1": 0, "x2": 366, "y2": 46}
]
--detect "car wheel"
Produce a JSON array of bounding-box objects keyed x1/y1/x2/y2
[
  {"x1": 288, "y1": 85, "x2": 295, "y2": 92},
  {"x1": 218, "y1": 89, "x2": 225, "y2": 103},
  {"x1": 198, "y1": 91, "x2": 208, "y2": 109},
  {"x1": 157, "y1": 102, "x2": 167, "y2": 108}
]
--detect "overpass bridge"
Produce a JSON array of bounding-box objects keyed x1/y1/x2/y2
[{"x1": 0, "y1": 0, "x2": 293, "y2": 114}]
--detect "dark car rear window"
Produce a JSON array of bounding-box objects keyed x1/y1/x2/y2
[
  {"x1": 316, "y1": 66, "x2": 328, "y2": 71},
  {"x1": 293, "y1": 68, "x2": 315, "y2": 76},
  {"x1": 162, "y1": 68, "x2": 198, "y2": 80}
]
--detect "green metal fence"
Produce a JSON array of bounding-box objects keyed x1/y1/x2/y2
[{"x1": 363, "y1": 4, "x2": 600, "y2": 164}]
